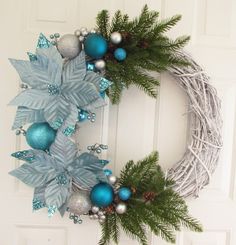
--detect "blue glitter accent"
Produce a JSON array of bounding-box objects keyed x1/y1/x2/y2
[
  {"x1": 78, "y1": 109, "x2": 88, "y2": 122},
  {"x1": 63, "y1": 125, "x2": 75, "y2": 136},
  {"x1": 100, "y1": 91, "x2": 106, "y2": 99},
  {"x1": 104, "y1": 169, "x2": 112, "y2": 176},
  {"x1": 11, "y1": 150, "x2": 35, "y2": 162},
  {"x1": 48, "y1": 84, "x2": 60, "y2": 95},
  {"x1": 86, "y1": 62, "x2": 95, "y2": 71},
  {"x1": 27, "y1": 52, "x2": 37, "y2": 62},
  {"x1": 56, "y1": 173, "x2": 68, "y2": 186},
  {"x1": 100, "y1": 78, "x2": 112, "y2": 92},
  {"x1": 37, "y1": 33, "x2": 51, "y2": 49},
  {"x1": 99, "y1": 160, "x2": 109, "y2": 166},
  {"x1": 51, "y1": 118, "x2": 64, "y2": 130},
  {"x1": 33, "y1": 198, "x2": 45, "y2": 211},
  {"x1": 48, "y1": 205, "x2": 57, "y2": 217}
]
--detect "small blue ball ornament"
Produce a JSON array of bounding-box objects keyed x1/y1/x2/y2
[
  {"x1": 114, "y1": 48, "x2": 127, "y2": 61},
  {"x1": 118, "y1": 187, "x2": 132, "y2": 201},
  {"x1": 90, "y1": 183, "x2": 114, "y2": 207},
  {"x1": 84, "y1": 34, "x2": 108, "y2": 59},
  {"x1": 26, "y1": 122, "x2": 56, "y2": 150}
]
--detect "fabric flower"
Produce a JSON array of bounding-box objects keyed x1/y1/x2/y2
[
  {"x1": 9, "y1": 122, "x2": 107, "y2": 216},
  {"x1": 9, "y1": 43, "x2": 105, "y2": 129}
]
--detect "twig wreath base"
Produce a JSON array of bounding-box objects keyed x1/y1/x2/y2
[{"x1": 168, "y1": 52, "x2": 222, "y2": 198}]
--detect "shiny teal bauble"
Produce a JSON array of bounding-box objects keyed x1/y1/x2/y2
[
  {"x1": 26, "y1": 122, "x2": 56, "y2": 150},
  {"x1": 84, "y1": 34, "x2": 108, "y2": 59},
  {"x1": 114, "y1": 48, "x2": 127, "y2": 61},
  {"x1": 118, "y1": 187, "x2": 132, "y2": 201},
  {"x1": 90, "y1": 183, "x2": 114, "y2": 207}
]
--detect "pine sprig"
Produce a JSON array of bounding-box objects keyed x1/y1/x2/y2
[
  {"x1": 99, "y1": 152, "x2": 203, "y2": 245},
  {"x1": 96, "y1": 5, "x2": 190, "y2": 103}
]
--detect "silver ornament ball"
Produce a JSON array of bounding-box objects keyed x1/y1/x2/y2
[
  {"x1": 95, "y1": 59, "x2": 106, "y2": 70},
  {"x1": 57, "y1": 34, "x2": 82, "y2": 59},
  {"x1": 99, "y1": 219, "x2": 105, "y2": 224},
  {"x1": 108, "y1": 175, "x2": 117, "y2": 185},
  {"x1": 100, "y1": 215, "x2": 106, "y2": 221},
  {"x1": 91, "y1": 206, "x2": 99, "y2": 214},
  {"x1": 116, "y1": 203, "x2": 127, "y2": 214},
  {"x1": 110, "y1": 32, "x2": 122, "y2": 44},
  {"x1": 67, "y1": 191, "x2": 92, "y2": 215}
]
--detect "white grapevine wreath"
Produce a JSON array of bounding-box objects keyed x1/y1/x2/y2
[{"x1": 8, "y1": 5, "x2": 221, "y2": 245}]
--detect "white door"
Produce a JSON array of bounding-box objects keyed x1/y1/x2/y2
[{"x1": 1, "y1": 0, "x2": 236, "y2": 245}]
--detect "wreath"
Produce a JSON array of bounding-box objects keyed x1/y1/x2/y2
[{"x1": 8, "y1": 5, "x2": 222, "y2": 245}]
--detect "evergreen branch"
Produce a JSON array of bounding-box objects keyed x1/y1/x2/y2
[{"x1": 96, "y1": 10, "x2": 110, "y2": 39}]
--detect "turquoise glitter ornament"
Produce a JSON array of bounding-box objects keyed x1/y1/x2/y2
[
  {"x1": 25, "y1": 122, "x2": 56, "y2": 150},
  {"x1": 37, "y1": 33, "x2": 51, "y2": 49},
  {"x1": 118, "y1": 187, "x2": 132, "y2": 201},
  {"x1": 114, "y1": 48, "x2": 127, "y2": 61},
  {"x1": 104, "y1": 169, "x2": 112, "y2": 176},
  {"x1": 84, "y1": 34, "x2": 108, "y2": 59},
  {"x1": 90, "y1": 183, "x2": 114, "y2": 207}
]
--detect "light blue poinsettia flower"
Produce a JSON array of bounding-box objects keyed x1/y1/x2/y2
[
  {"x1": 9, "y1": 44, "x2": 105, "y2": 129},
  {"x1": 9, "y1": 134, "x2": 108, "y2": 216},
  {"x1": 9, "y1": 120, "x2": 108, "y2": 216}
]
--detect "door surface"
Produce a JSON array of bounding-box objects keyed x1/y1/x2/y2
[{"x1": 1, "y1": 0, "x2": 236, "y2": 244}]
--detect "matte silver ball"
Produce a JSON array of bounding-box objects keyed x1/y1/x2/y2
[
  {"x1": 98, "y1": 211, "x2": 104, "y2": 216},
  {"x1": 57, "y1": 34, "x2": 81, "y2": 59},
  {"x1": 108, "y1": 175, "x2": 117, "y2": 185},
  {"x1": 116, "y1": 203, "x2": 127, "y2": 214},
  {"x1": 99, "y1": 219, "x2": 105, "y2": 224},
  {"x1": 110, "y1": 32, "x2": 122, "y2": 44},
  {"x1": 93, "y1": 214, "x2": 99, "y2": 219},
  {"x1": 81, "y1": 30, "x2": 89, "y2": 37},
  {"x1": 90, "y1": 29, "x2": 97, "y2": 34},
  {"x1": 79, "y1": 36, "x2": 85, "y2": 42},
  {"x1": 91, "y1": 206, "x2": 99, "y2": 214},
  {"x1": 95, "y1": 59, "x2": 106, "y2": 70},
  {"x1": 100, "y1": 215, "x2": 106, "y2": 221},
  {"x1": 67, "y1": 191, "x2": 92, "y2": 215},
  {"x1": 74, "y1": 29, "x2": 81, "y2": 37}
]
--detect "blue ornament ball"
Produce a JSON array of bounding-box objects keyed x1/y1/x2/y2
[
  {"x1": 84, "y1": 34, "x2": 108, "y2": 59},
  {"x1": 114, "y1": 48, "x2": 127, "y2": 61},
  {"x1": 118, "y1": 187, "x2": 132, "y2": 201},
  {"x1": 26, "y1": 122, "x2": 56, "y2": 150},
  {"x1": 90, "y1": 183, "x2": 114, "y2": 207}
]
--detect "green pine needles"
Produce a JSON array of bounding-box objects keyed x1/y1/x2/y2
[
  {"x1": 99, "y1": 152, "x2": 202, "y2": 245},
  {"x1": 96, "y1": 5, "x2": 190, "y2": 104}
]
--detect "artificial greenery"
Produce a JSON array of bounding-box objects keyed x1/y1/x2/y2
[
  {"x1": 99, "y1": 152, "x2": 202, "y2": 245},
  {"x1": 96, "y1": 5, "x2": 190, "y2": 104}
]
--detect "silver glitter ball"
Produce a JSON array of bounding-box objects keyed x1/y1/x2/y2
[
  {"x1": 95, "y1": 59, "x2": 106, "y2": 70},
  {"x1": 67, "y1": 191, "x2": 92, "y2": 215},
  {"x1": 108, "y1": 175, "x2": 117, "y2": 185},
  {"x1": 110, "y1": 32, "x2": 122, "y2": 44},
  {"x1": 91, "y1": 206, "x2": 99, "y2": 214},
  {"x1": 74, "y1": 29, "x2": 81, "y2": 37},
  {"x1": 57, "y1": 34, "x2": 82, "y2": 59},
  {"x1": 115, "y1": 203, "x2": 127, "y2": 214}
]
